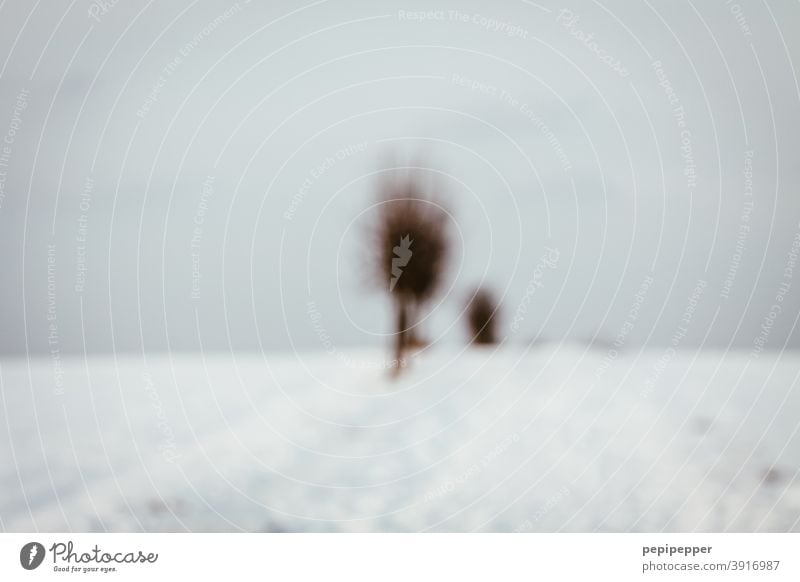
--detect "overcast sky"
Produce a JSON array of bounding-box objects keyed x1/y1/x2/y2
[{"x1": 0, "y1": 0, "x2": 799, "y2": 356}]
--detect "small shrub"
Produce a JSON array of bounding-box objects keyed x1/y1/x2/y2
[{"x1": 466, "y1": 288, "x2": 499, "y2": 345}]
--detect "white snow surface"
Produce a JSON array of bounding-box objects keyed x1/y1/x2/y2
[{"x1": 1, "y1": 344, "x2": 799, "y2": 532}]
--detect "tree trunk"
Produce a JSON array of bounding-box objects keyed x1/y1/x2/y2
[
  {"x1": 392, "y1": 298, "x2": 409, "y2": 375},
  {"x1": 406, "y1": 300, "x2": 418, "y2": 348}
]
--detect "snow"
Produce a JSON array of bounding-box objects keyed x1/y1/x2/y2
[{"x1": 1, "y1": 344, "x2": 799, "y2": 532}]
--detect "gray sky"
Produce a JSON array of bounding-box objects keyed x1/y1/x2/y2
[{"x1": 1, "y1": 0, "x2": 799, "y2": 355}]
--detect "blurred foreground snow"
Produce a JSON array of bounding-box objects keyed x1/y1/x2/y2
[{"x1": 1, "y1": 344, "x2": 798, "y2": 532}]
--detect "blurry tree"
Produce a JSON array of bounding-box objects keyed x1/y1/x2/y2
[
  {"x1": 368, "y1": 168, "x2": 450, "y2": 374},
  {"x1": 466, "y1": 287, "x2": 499, "y2": 345}
]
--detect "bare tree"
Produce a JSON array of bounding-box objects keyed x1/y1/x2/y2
[
  {"x1": 466, "y1": 287, "x2": 499, "y2": 345},
  {"x1": 367, "y1": 168, "x2": 450, "y2": 374}
]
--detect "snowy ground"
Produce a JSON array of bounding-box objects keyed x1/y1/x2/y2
[{"x1": 1, "y1": 344, "x2": 799, "y2": 532}]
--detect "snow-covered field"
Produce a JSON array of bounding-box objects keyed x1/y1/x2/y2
[{"x1": 1, "y1": 345, "x2": 798, "y2": 532}]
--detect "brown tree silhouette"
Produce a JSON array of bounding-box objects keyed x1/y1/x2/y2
[
  {"x1": 466, "y1": 287, "x2": 499, "y2": 345},
  {"x1": 367, "y1": 169, "x2": 450, "y2": 374}
]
